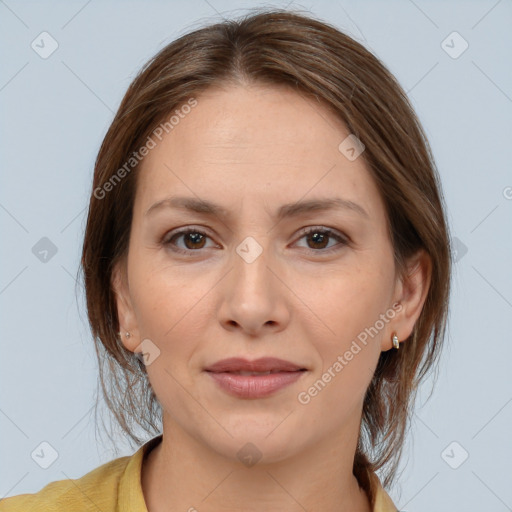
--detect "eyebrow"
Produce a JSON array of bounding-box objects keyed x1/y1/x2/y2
[{"x1": 144, "y1": 195, "x2": 369, "y2": 220}]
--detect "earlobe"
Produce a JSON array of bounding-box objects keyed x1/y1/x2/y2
[{"x1": 111, "y1": 260, "x2": 139, "y2": 351}]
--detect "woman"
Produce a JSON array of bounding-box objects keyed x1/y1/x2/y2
[{"x1": 0, "y1": 9, "x2": 451, "y2": 512}]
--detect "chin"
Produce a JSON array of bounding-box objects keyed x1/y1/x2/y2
[{"x1": 198, "y1": 417, "x2": 307, "y2": 466}]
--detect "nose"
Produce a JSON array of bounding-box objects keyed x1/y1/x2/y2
[{"x1": 217, "y1": 239, "x2": 291, "y2": 337}]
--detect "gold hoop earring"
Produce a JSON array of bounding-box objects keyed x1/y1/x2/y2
[{"x1": 392, "y1": 333, "x2": 400, "y2": 350}]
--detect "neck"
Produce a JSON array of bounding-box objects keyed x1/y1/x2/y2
[{"x1": 141, "y1": 416, "x2": 371, "y2": 512}]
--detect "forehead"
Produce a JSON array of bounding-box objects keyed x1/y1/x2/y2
[
  {"x1": 134, "y1": 84, "x2": 383, "y2": 220},
  {"x1": 148, "y1": 84, "x2": 349, "y2": 164}
]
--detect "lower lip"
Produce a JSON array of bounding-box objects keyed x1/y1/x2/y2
[{"x1": 205, "y1": 370, "x2": 306, "y2": 399}]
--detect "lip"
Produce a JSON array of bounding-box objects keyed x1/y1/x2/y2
[
  {"x1": 204, "y1": 357, "x2": 306, "y2": 373},
  {"x1": 204, "y1": 357, "x2": 307, "y2": 399}
]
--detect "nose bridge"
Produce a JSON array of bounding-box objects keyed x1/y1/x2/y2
[
  {"x1": 218, "y1": 230, "x2": 289, "y2": 334},
  {"x1": 232, "y1": 233, "x2": 273, "y2": 301},
  {"x1": 228, "y1": 191, "x2": 287, "y2": 295},
  {"x1": 229, "y1": 196, "x2": 275, "y2": 285}
]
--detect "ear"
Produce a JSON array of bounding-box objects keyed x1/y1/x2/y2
[
  {"x1": 383, "y1": 249, "x2": 432, "y2": 351},
  {"x1": 111, "y1": 259, "x2": 140, "y2": 352}
]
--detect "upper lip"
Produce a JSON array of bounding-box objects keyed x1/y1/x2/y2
[{"x1": 204, "y1": 357, "x2": 306, "y2": 373}]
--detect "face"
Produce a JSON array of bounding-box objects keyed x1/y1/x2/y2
[{"x1": 113, "y1": 84, "x2": 426, "y2": 463}]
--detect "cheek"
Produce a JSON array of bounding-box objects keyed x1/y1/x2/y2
[
  {"x1": 299, "y1": 258, "x2": 393, "y2": 405},
  {"x1": 304, "y1": 259, "x2": 394, "y2": 341},
  {"x1": 299, "y1": 284, "x2": 386, "y2": 424},
  {"x1": 130, "y1": 266, "x2": 212, "y2": 411},
  {"x1": 129, "y1": 243, "x2": 201, "y2": 330},
  {"x1": 129, "y1": 257, "x2": 216, "y2": 368},
  {"x1": 302, "y1": 349, "x2": 377, "y2": 433}
]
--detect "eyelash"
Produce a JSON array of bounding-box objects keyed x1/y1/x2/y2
[{"x1": 162, "y1": 226, "x2": 349, "y2": 256}]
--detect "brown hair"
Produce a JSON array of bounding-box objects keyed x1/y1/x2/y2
[{"x1": 80, "y1": 8, "x2": 451, "y2": 501}]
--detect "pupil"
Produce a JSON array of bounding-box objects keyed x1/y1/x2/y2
[
  {"x1": 186, "y1": 232, "x2": 205, "y2": 249},
  {"x1": 182, "y1": 231, "x2": 330, "y2": 250},
  {"x1": 310, "y1": 232, "x2": 327, "y2": 249}
]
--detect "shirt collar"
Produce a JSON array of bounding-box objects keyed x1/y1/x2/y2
[
  {"x1": 117, "y1": 434, "x2": 163, "y2": 512},
  {"x1": 117, "y1": 434, "x2": 397, "y2": 512}
]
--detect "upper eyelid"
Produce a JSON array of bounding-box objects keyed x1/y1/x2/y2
[
  {"x1": 164, "y1": 225, "x2": 348, "y2": 246},
  {"x1": 166, "y1": 225, "x2": 345, "y2": 236}
]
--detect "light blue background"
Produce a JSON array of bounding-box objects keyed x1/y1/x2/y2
[{"x1": 1, "y1": 1, "x2": 511, "y2": 510}]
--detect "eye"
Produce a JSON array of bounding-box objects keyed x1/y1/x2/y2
[
  {"x1": 294, "y1": 226, "x2": 348, "y2": 253},
  {"x1": 162, "y1": 226, "x2": 348, "y2": 256},
  {"x1": 162, "y1": 228, "x2": 217, "y2": 255}
]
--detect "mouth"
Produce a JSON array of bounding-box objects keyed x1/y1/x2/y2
[{"x1": 203, "y1": 357, "x2": 308, "y2": 399}]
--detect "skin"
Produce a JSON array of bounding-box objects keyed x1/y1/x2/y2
[{"x1": 112, "y1": 83, "x2": 431, "y2": 512}]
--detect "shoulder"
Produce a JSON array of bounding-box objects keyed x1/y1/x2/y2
[{"x1": 0, "y1": 454, "x2": 132, "y2": 512}]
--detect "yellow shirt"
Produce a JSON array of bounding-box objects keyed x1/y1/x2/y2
[{"x1": 0, "y1": 435, "x2": 397, "y2": 511}]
